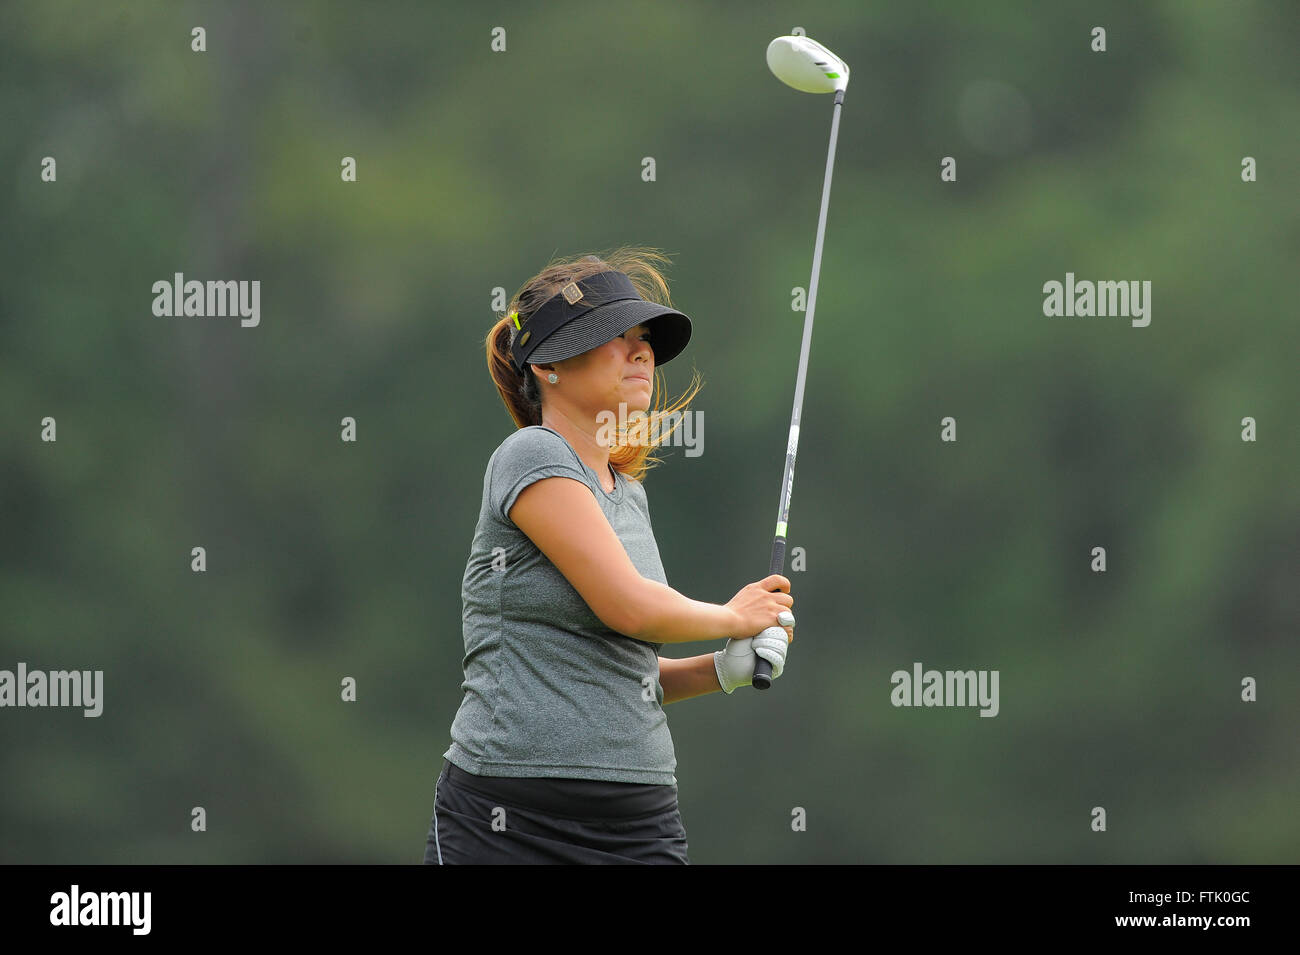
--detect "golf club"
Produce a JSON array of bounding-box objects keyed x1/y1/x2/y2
[{"x1": 750, "y1": 35, "x2": 848, "y2": 690}]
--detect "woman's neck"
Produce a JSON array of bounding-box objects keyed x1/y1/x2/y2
[{"x1": 539, "y1": 415, "x2": 610, "y2": 478}]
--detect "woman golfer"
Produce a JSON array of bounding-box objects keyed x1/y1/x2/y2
[{"x1": 423, "y1": 248, "x2": 795, "y2": 865}]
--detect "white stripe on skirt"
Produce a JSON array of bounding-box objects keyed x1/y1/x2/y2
[{"x1": 433, "y1": 774, "x2": 443, "y2": 864}]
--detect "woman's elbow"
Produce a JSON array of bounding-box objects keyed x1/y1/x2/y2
[
  {"x1": 602, "y1": 580, "x2": 652, "y2": 641},
  {"x1": 607, "y1": 602, "x2": 647, "y2": 641}
]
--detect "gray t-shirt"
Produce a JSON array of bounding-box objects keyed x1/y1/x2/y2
[{"x1": 443, "y1": 425, "x2": 678, "y2": 785}]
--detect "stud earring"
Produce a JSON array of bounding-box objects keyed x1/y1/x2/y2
[{"x1": 547, "y1": 373, "x2": 558, "y2": 384}]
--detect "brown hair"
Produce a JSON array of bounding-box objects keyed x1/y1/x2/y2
[{"x1": 486, "y1": 246, "x2": 704, "y2": 483}]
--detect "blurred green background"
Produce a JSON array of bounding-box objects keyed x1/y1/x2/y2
[{"x1": 2, "y1": 0, "x2": 1296, "y2": 863}]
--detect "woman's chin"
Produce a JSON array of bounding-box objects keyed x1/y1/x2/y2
[{"x1": 619, "y1": 385, "x2": 652, "y2": 411}]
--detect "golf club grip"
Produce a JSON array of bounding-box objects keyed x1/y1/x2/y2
[
  {"x1": 752, "y1": 537, "x2": 788, "y2": 690},
  {"x1": 751, "y1": 627, "x2": 788, "y2": 689}
]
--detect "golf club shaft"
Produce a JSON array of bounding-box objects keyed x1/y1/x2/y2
[{"x1": 753, "y1": 87, "x2": 845, "y2": 690}]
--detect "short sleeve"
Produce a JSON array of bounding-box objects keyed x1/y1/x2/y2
[{"x1": 491, "y1": 427, "x2": 591, "y2": 523}]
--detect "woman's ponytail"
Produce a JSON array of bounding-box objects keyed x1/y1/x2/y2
[{"x1": 486, "y1": 311, "x2": 542, "y2": 428}]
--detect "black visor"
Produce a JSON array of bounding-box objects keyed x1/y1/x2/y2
[{"x1": 509, "y1": 270, "x2": 692, "y2": 372}]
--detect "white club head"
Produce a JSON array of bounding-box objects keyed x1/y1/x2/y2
[{"x1": 766, "y1": 35, "x2": 849, "y2": 94}]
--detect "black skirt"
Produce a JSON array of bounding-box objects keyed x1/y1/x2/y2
[{"x1": 423, "y1": 759, "x2": 689, "y2": 864}]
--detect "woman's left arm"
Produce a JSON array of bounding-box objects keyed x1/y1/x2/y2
[{"x1": 658, "y1": 654, "x2": 724, "y2": 705}]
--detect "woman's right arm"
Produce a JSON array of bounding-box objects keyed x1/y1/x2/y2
[{"x1": 509, "y1": 475, "x2": 787, "y2": 645}]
